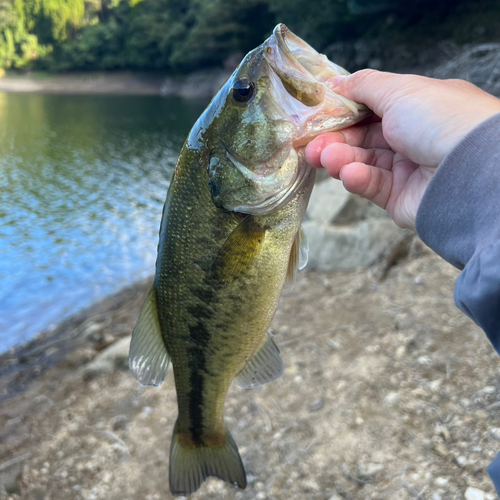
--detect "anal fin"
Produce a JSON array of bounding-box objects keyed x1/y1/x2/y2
[
  {"x1": 236, "y1": 331, "x2": 284, "y2": 388},
  {"x1": 129, "y1": 286, "x2": 170, "y2": 386}
]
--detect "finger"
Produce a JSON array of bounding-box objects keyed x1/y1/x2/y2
[
  {"x1": 340, "y1": 122, "x2": 390, "y2": 151},
  {"x1": 305, "y1": 132, "x2": 345, "y2": 167},
  {"x1": 330, "y1": 69, "x2": 417, "y2": 118},
  {"x1": 305, "y1": 121, "x2": 390, "y2": 168},
  {"x1": 339, "y1": 162, "x2": 393, "y2": 210},
  {"x1": 320, "y1": 142, "x2": 395, "y2": 179}
]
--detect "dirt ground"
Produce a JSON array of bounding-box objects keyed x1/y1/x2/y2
[{"x1": 1, "y1": 243, "x2": 500, "y2": 500}]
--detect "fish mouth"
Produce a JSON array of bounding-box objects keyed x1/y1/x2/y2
[{"x1": 264, "y1": 24, "x2": 371, "y2": 145}]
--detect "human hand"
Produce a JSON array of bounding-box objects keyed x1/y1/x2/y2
[{"x1": 306, "y1": 70, "x2": 500, "y2": 229}]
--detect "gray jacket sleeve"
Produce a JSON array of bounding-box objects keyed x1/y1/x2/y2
[{"x1": 416, "y1": 113, "x2": 500, "y2": 353}]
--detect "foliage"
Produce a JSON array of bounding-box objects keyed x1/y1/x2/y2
[{"x1": 0, "y1": 0, "x2": 498, "y2": 71}]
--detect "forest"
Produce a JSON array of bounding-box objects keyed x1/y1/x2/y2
[{"x1": 0, "y1": 0, "x2": 499, "y2": 73}]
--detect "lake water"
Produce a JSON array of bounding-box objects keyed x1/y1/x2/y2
[{"x1": 0, "y1": 92, "x2": 207, "y2": 353}]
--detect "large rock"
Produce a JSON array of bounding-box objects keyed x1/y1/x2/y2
[
  {"x1": 0, "y1": 453, "x2": 30, "y2": 494},
  {"x1": 307, "y1": 179, "x2": 387, "y2": 225},
  {"x1": 307, "y1": 178, "x2": 352, "y2": 224},
  {"x1": 303, "y1": 218, "x2": 401, "y2": 271}
]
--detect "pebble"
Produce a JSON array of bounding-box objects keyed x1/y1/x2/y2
[
  {"x1": 429, "y1": 379, "x2": 443, "y2": 392},
  {"x1": 110, "y1": 414, "x2": 128, "y2": 431},
  {"x1": 472, "y1": 410, "x2": 489, "y2": 420},
  {"x1": 205, "y1": 479, "x2": 226, "y2": 494},
  {"x1": 328, "y1": 495, "x2": 343, "y2": 500},
  {"x1": 326, "y1": 339, "x2": 341, "y2": 350},
  {"x1": 434, "y1": 442, "x2": 450, "y2": 457},
  {"x1": 309, "y1": 397, "x2": 324, "y2": 412},
  {"x1": 395, "y1": 345, "x2": 406, "y2": 358},
  {"x1": 456, "y1": 455, "x2": 468, "y2": 467},
  {"x1": 491, "y1": 428, "x2": 500, "y2": 440},
  {"x1": 418, "y1": 356, "x2": 432, "y2": 365},
  {"x1": 139, "y1": 406, "x2": 153, "y2": 419},
  {"x1": 434, "y1": 477, "x2": 448, "y2": 486},
  {"x1": 479, "y1": 386, "x2": 496, "y2": 394},
  {"x1": 101, "y1": 471, "x2": 113, "y2": 484},
  {"x1": 301, "y1": 479, "x2": 320, "y2": 493},
  {"x1": 358, "y1": 463, "x2": 384, "y2": 478},
  {"x1": 80, "y1": 336, "x2": 131, "y2": 379},
  {"x1": 464, "y1": 487, "x2": 486, "y2": 500},
  {"x1": 384, "y1": 392, "x2": 399, "y2": 406}
]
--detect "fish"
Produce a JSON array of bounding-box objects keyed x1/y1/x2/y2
[{"x1": 129, "y1": 23, "x2": 370, "y2": 497}]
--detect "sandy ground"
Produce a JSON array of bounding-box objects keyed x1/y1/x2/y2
[{"x1": 1, "y1": 244, "x2": 500, "y2": 500}]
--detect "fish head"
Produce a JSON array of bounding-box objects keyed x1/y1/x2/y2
[{"x1": 204, "y1": 23, "x2": 371, "y2": 215}]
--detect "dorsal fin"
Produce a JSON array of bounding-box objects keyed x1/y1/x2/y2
[
  {"x1": 129, "y1": 286, "x2": 170, "y2": 386},
  {"x1": 236, "y1": 330, "x2": 284, "y2": 388}
]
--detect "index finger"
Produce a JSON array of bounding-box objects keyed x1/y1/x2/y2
[{"x1": 305, "y1": 121, "x2": 390, "y2": 168}]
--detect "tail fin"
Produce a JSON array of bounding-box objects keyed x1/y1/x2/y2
[{"x1": 169, "y1": 422, "x2": 247, "y2": 496}]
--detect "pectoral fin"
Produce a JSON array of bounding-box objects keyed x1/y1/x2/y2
[
  {"x1": 236, "y1": 331, "x2": 284, "y2": 388},
  {"x1": 286, "y1": 227, "x2": 309, "y2": 284},
  {"x1": 129, "y1": 286, "x2": 170, "y2": 386},
  {"x1": 214, "y1": 215, "x2": 266, "y2": 278}
]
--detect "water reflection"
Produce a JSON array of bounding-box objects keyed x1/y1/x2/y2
[{"x1": 0, "y1": 93, "x2": 206, "y2": 351}]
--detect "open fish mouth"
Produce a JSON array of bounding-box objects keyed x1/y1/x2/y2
[
  {"x1": 265, "y1": 24, "x2": 371, "y2": 145},
  {"x1": 211, "y1": 24, "x2": 371, "y2": 217}
]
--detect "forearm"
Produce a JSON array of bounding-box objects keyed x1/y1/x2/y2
[{"x1": 416, "y1": 113, "x2": 500, "y2": 351}]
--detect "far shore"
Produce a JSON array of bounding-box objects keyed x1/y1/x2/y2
[{"x1": 0, "y1": 69, "x2": 230, "y2": 98}]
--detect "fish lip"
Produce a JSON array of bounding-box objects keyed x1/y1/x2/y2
[{"x1": 265, "y1": 24, "x2": 370, "y2": 109}]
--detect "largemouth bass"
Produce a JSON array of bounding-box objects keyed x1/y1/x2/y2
[{"x1": 129, "y1": 24, "x2": 370, "y2": 497}]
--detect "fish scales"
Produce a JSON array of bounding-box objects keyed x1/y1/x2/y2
[
  {"x1": 156, "y1": 146, "x2": 311, "y2": 443},
  {"x1": 129, "y1": 23, "x2": 371, "y2": 496}
]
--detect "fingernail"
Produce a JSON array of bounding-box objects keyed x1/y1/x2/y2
[{"x1": 328, "y1": 75, "x2": 346, "y2": 88}]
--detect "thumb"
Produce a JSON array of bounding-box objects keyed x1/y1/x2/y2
[{"x1": 331, "y1": 69, "x2": 402, "y2": 119}]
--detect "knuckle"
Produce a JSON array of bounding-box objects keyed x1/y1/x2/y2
[{"x1": 347, "y1": 69, "x2": 378, "y2": 88}]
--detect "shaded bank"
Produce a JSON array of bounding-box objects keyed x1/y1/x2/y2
[
  {"x1": 0, "y1": 70, "x2": 230, "y2": 99},
  {"x1": 3, "y1": 40, "x2": 500, "y2": 99}
]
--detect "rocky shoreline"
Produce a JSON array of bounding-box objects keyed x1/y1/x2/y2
[
  {"x1": 3, "y1": 40, "x2": 500, "y2": 499},
  {"x1": 2, "y1": 244, "x2": 500, "y2": 500}
]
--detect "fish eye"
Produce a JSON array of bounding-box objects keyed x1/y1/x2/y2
[{"x1": 232, "y1": 80, "x2": 255, "y2": 103}]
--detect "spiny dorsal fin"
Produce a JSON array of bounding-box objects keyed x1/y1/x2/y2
[
  {"x1": 129, "y1": 286, "x2": 170, "y2": 386},
  {"x1": 169, "y1": 422, "x2": 246, "y2": 496},
  {"x1": 236, "y1": 330, "x2": 284, "y2": 388},
  {"x1": 286, "y1": 226, "x2": 309, "y2": 284}
]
